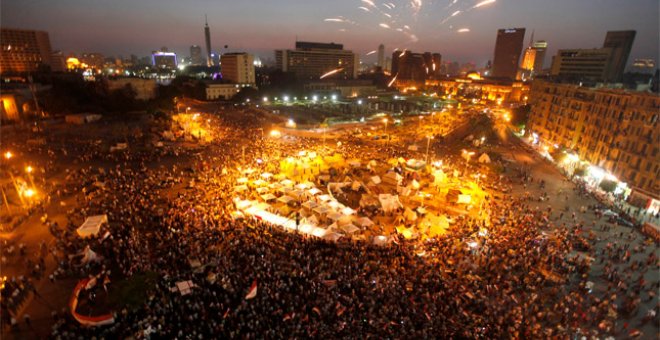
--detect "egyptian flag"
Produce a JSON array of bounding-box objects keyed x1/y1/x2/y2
[{"x1": 245, "y1": 279, "x2": 258, "y2": 300}]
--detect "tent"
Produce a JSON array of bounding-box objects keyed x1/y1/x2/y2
[
  {"x1": 261, "y1": 172, "x2": 273, "y2": 179},
  {"x1": 348, "y1": 160, "x2": 361, "y2": 168},
  {"x1": 432, "y1": 169, "x2": 447, "y2": 186},
  {"x1": 404, "y1": 208, "x2": 417, "y2": 222},
  {"x1": 303, "y1": 214, "x2": 319, "y2": 225},
  {"x1": 81, "y1": 246, "x2": 101, "y2": 264},
  {"x1": 260, "y1": 194, "x2": 277, "y2": 202},
  {"x1": 383, "y1": 172, "x2": 403, "y2": 186},
  {"x1": 277, "y1": 196, "x2": 295, "y2": 205},
  {"x1": 351, "y1": 181, "x2": 362, "y2": 191},
  {"x1": 280, "y1": 179, "x2": 294, "y2": 187},
  {"x1": 341, "y1": 224, "x2": 360, "y2": 234},
  {"x1": 327, "y1": 212, "x2": 343, "y2": 221},
  {"x1": 256, "y1": 187, "x2": 269, "y2": 194},
  {"x1": 356, "y1": 217, "x2": 374, "y2": 228},
  {"x1": 253, "y1": 179, "x2": 267, "y2": 187},
  {"x1": 77, "y1": 215, "x2": 108, "y2": 238},
  {"x1": 341, "y1": 207, "x2": 356, "y2": 215},
  {"x1": 233, "y1": 185, "x2": 248, "y2": 192},
  {"x1": 302, "y1": 201, "x2": 318, "y2": 210},
  {"x1": 405, "y1": 159, "x2": 425, "y2": 171},
  {"x1": 378, "y1": 194, "x2": 403, "y2": 213},
  {"x1": 317, "y1": 194, "x2": 332, "y2": 202},
  {"x1": 478, "y1": 153, "x2": 491, "y2": 163},
  {"x1": 308, "y1": 188, "x2": 322, "y2": 196},
  {"x1": 408, "y1": 145, "x2": 418, "y2": 151},
  {"x1": 411, "y1": 180, "x2": 420, "y2": 189},
  {"x1": 237, "y1": 177, "x2": 248, "y2": 184},
  {"x1": 456, "y1": 194, "x2": 472, "y2": 204},
  {"x1": 370, "y1": 176, "x2": 382, "y2": 185},
  {"x1": 372, "y1": 235, "x2": 389, "y2": 246}
]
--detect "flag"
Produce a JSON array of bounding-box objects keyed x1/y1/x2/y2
[
  {"x1": 283, "y1": 312, "x2": 295, "y2": 321},
  {"x1": 223, "y1": 308, "x2": 230, "y2": 319},
  {"x1": 245, "y1": 279, "x2": 257, "y2": 300},
  {"x1": 312, "y1": 307, "x2": 321, "y2": 315}
]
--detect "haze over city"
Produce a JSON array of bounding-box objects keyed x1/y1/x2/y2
[{"x1": 2, "y1": 0, "x2": 659, "y2": 66}]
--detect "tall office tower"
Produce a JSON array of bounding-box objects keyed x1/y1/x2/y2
[
  {"x1": 603, "y1": 30, "x2": 636, "y2": 82},
  {"x1": 152, "y1": 51, "x2": 177, "y2": 69},
  {"x1": 532, "y1": 40, "x2": 547, "y2": 73},
  {"x1": 391, "y1": 50, "x2": 441, "y2": 81},
  {"x1": 0, "y1": 28, "x2": 53, "y2": 74},
  {"x1": 275, "y1": 41, "x2": 359, "y2": 80},
  {"x1": 190, "y1": 45, "x2": 204, "y2": 65},
  {"x1": 377, "y1": 44, "x2": 385, "y2": 68},
  {"x1": 220, "y1": 52, "x2": 255, "y2": 85},
  {"x1": 204, "y1": 15, "x2": 213, "y2": 67},
  {"x1": 491, "y1": 28, "x2": 526, "y2": 79}
]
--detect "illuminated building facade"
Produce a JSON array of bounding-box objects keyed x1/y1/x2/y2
[
  {"x1": 550, "y1": 48, "x2": 612, "y2": 82},
  {"x1": 520, "y1": 40, "x2": 547, "y2": 79},
  {"x1": 1, "y1": 28, "x2": 53, "y2": 74},
  {"x1": 491, "y1": 28, "x2": 526, "y2": 80},
  {"x1": 632, "y1": 59, "x2": 655, "y2": 73},
  {"x1": 426, "y1": 77, "x2": 529, "y2": 103},
  {"x1": 275, "y1": 41, "x2": 359, "y2": 80},
  {"x1": 527, "y1": 80, "x2": 659, "y2": 205},
  {"x1": 220, "y1": 53, "x2": 255, "y2": 86},
  {"x1": 152, "y1": 52, "x2": 177, "y2": 69}
]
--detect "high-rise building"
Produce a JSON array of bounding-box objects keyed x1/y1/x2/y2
[
  {"x1": 527, "y1": 80, "x2": 659, "y2": 206},
  {"x1": 377, "y1": 44, "x2": 385, "y2": 68},
  {"x1": 275, "y1": 41, "x2": 359, "y2": 80},
  {"x1": 190, "y1": 45, "x2": 204, "y2": 65},
  {"x1": 204, "y1": 15, "x2": 213, "y2": 67},
  {"x1": 1, "y1": 28, "x2": 53, "y2": 74},
  {"x1": 520, "y1": 40, "x2": 547, "y2": 79},
  {"x1": 491, "y1": 28, "x2": 526, "y2": 79},
  {"x1": 220, "y1": 52, "x2": 255, "y2": 85},
  {"x1": 532, "y1": 40, "x2": 547, "y2": 73},
  {"x1": 50, "y1": 51, "x2": 66, "y2": 72},
  {"x1": 602, "y1": 30, "x2": 636, "y2": 82},
  {"x1": 391, "y1": 50, "x2": 441, "y2": 81},
  {"x1": 152, "y1": 51, "x2": 177, "y2": 69},
  {"x1": 550, "y1": 48, "x2": 612, "y2": 81}
]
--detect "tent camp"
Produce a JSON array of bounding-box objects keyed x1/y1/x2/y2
[{"x1": 77, "y1": 215, "x2": 108, "y2": 238}]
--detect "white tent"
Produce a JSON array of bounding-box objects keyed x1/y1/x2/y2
[
  {"x1": 478, "y1": 153, "x2": 491, "y2": 163},
  {"x1": 81, "y1": 246, "x2": 101, "y2": 264},
  {"x1": 341, "y1": 224, "x2": 360, "y2": 234},
  {"x1": 456, "y1": 194, "x2": 472, "y2": 204},
  {"x1": 260, "y1": 194, "x2": 277, "y2": 202},
  {"x1": 256, "y1": 187, "x2": 269, "y2": 194},
  {"x1": 372, "y1": 235, "x2": 389, "y2": 246},
  {"x1": 383, "y1": 172, "x2": 403, "y2": 186},
  {"x1": 356, "y1": 217, "x2": 374, "y2": 227},
  {"x1": 370, "y1": 176, "x2": 382, "y2": 185},
  {"x1": 341, "y1": 207, "x2": 356, "y2": 215},
  {"x1": 411, "y1": 180, "x2": 420, "y2": 190},
  {"x1": 302, "y1": 201, "x2": 318, "y2": 210},
  {"x1": 237, "y1": 177, "x2": 248, "y2": 184},
  {"x1": 308, "y1": 188, "x2": 322, "y2": 196},
  {"x1": 378, "y1": 194, "x2": 402, "y2": 213},
  {"x1": 317, "y1": 194, "x2": 332, "y2": 202},
  {"x1": 77, "y1": 215, "x2": 107, "y2": 238},
  {"x1": 277, "y1": 196, "x2": 295, "y2": 204},
  {"x1": 327, "y1": 212, "x2": 343, "y2": 221},
  {"x1": 253, "y1": 179, "x2": 267, "y2": 187},
  {"x1": 233, "y1": 185, "x2": 248, "y2": 192},
  {"x1": 261, "y1": 172, "x2": 273, "y2": 179}
]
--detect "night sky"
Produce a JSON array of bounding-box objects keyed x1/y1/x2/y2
[{"x1": 2, "y1": 0, "x2": 658, "y2": 68}]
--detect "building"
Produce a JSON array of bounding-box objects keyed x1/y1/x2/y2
[
  {"x1": 204, "y1": 16, "x2": 213, "y2": 67},
  {"x1": 152, "y1": 52, "x2": 177, "y2": 69},
  {"x1": 491, "y1": 28, "x2": 526, "y2": 80},
  {"x1": 631, "y1": 59, "x2": 655, "y2": 73},
  {"x1": 205, "y1": 83, "x2": 246, "y2": 100},
  {"x1": 220, "y1": 53, "x2": 255, "y2": 86},
  {"x1": 391, "y1": 50, "x2": 441, "y2": 88},
  {"x1": 275, "y1": 41, "x2": 359, "y2": 80},
  {"x1": 520, "y1": 40, "x2": 548, "y2": 79},
  {"x1": 80, "y1": 53, "x2": 105, "y2": 69},
  {"x1": 527, "y1": 80, "x2": 659, "y2": 210},
  {"x1": 377, "y1": 44, "x2": 385, "y2": 69},
  {"x1": 550, "y1": 48, "x2": 612, "y2": 82},
  {"x1": 304, "y1": 80, "x2": 377, "y2": 97},
  {"x1": 1, "y1": 28, "x2": 53, "y2": 74},
  {"x1": 602, "y1": 30, "x2": 636, "y2": 83},
  {"x1": 50, "y1": 51, "x2": 67, "y2": 72},
  {"x1": 190, "y1": 45, "x2": 204, "y2": 66},
  {"x1": 426, "y1": 76, "x2": 529, "y2": 103},
  {"x1": 105, "y1": 78, "x2": 158, "y2": 100}
]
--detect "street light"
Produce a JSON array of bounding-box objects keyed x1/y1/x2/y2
[
  {"x1": 425, "y1": 135, "x2": 434, "y2": 164},
  {"x1": 4, "y1": 151, "x2": 12, "y2": 160},
  {"x1": 186, "y1": 107, "x2": 191, "y2": 114},
  {"x1": 23, "y1": 188, "x2": 35, "y2": 198},
  {"x1": 25, "y1": 166, "x2": 33, "y2": 174}
]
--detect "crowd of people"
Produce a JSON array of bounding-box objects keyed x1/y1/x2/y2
[{"x1": 1, "y1": 110, "x2": 658, "y2": 338}]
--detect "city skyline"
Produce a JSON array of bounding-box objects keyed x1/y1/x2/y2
[{"x1": 2, "y1": 0, "x2": 658, "y2": 68}]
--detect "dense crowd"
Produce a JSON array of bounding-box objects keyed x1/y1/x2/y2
[{"x1": 1, "y1": 111, "x2": 658, "y2": 338}]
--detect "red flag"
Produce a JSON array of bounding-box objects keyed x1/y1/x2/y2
[
  {"x1": 245, "y1": 279, "x2": 257, "y2": 300},
  {"x1": 283, "y1": 312, "x2": 295, "y2": 321},
  {"x1": 223, "y1": 308, "x2": 230, "y2": 319},
  {"x1": 312, "y1": 307, "x2": 321, "y2": 315}
]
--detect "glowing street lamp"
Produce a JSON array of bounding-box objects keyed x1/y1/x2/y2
[
  {"x1": 286, "y1": 119, "x2": 296, "y2": 128},
  {"x1": 263, "y1": 96, "x2": 269, "y2": 102},
  {"x1": 283, "y1": 96, "x2": 290, "y2": 102},
  {"x1": 269, "y1": 130, "x2": 282, "y2": 138},
  {"x1": 3, "y1": 151, "x2": 12, "y2": 160},
  {"x1": 25, "y1": 166, "x2": 33, "y2": 174},
  {"x1": 23, "y1": 188, "x2": 35, "y2": 198}
]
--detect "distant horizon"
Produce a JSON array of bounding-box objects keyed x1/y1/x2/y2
[{"x1": 2, "y1": 0, "x2": 658, "y2": 69}]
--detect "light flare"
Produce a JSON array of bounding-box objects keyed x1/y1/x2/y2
[
  {"x1": 472, "y1": 0, "x2": 496, "y2": 9},
  {"x1": 388, "y1": 74, "x2": 398, "y2": 87},
  {"x1": 457, "y1": 28, "x2": 470, "y2": 33},
  {"x1": 366, "y1": 50, "x2": 377, "y2": 55},
  {"x1": 379, "y1": 23, "x2": 391, "y2": 29},
  {"x1": 320, "y1": 68, "x2": 344, "y2": 79}
]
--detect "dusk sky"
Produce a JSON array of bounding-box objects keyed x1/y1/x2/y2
[{"x1": 2, "y1": 0, "x2": 658, "y2": 68}]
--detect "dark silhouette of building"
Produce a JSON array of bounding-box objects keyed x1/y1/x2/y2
[
  {"x1": 603, "y1": 30, "x2": 636, "y2": 82},
  {"x1": 204, "y1": 15, "x2": 213, "y2": 66},
  {"x1": 377, "y1": 44, "x2": 385, "y2": 68},
  {"x1": 190, "y1": 45, "x2": 204, "y2": 66},
  {"x1": 491, "y1": 28, "x2": 526, "y2": 80},
  {"x1": 391, "y1": 50, "x2": 441, "y2": 81}
]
